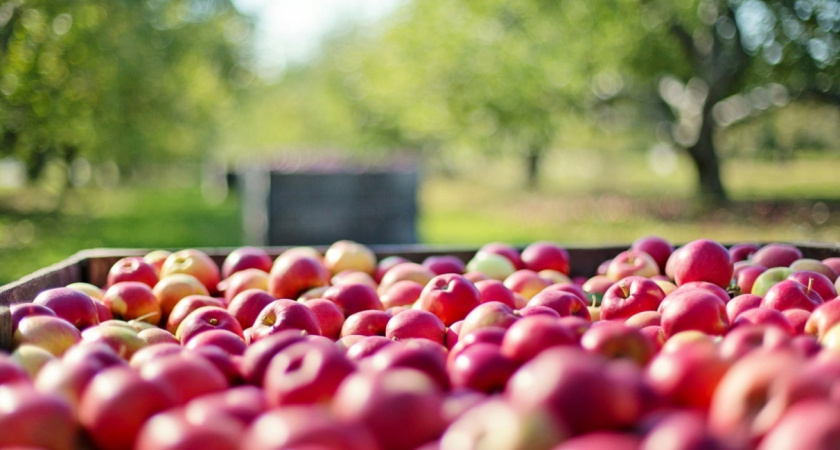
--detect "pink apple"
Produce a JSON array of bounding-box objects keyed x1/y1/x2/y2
[
  {"x1": 80, "y1": 322, "x2": 148, "y2": 361},
  {"x1": 600, "y1": 276, "x2": 666, "y2": 321},
  {"x1": 526, "y1": 289, "x2": 591, "y2": 321},
  {"x1": 500, "y1": 315, "x2": 577, "y2": 363},
  {"x1": 268, "y1": 253, "x2": 330, "y2": 300},
  {"x1": 731, "y1": 307, "x2": 796, "y2": 336},
  {"x1": 137, "y1": 327, "x2": 180, "y2": 346},
  {"x1": 134, "y1": 407, "x2": 240, "y2": 450},
  {"x1": 718, "y1": 324, "x2": 793, "y2": 361},
  {"x1": 221, "y1": 246, "x2": 273, "y2": 279},
  {"x1": 521, "y1": 241, "x2": 571, "y2": 275},
  {"x1": 580, "y1": 321, "x2": 656, "y2": 366},
  {"x1": 302, "y1": 298, "x2": 345, "y2": 341},
  {"x1": 758, "y1": 400, "x2": 840, "y2": 450},
  {"x1": 340, "y1": 310, "x2": 391, "y2": 337},
  {"x1": 457, "y1": 301, "x2": 519, "y2": 338},
  {"x1": 250, "y1": 299, "x2": 321, "y2": 342},
  {"x1": 33, "y1": 287, "x2": 100, "y2": 330},
  {"x1": 184, "y1": 328, "x2": 247, "y2": 356},
  {"x1": 646, "y1": 339, "x2": 731, "y2": 410},
  {"x1": 227, "y1": 288, "x2": 275, "y2": 330},
  {"x1": 374, "y1": 255, "x2": 409, "y2": 283},
  {"x1": 139, "y1": 352, "x2": 228, "y2": 405},
  {"x1": 726, "y1": 294, "x2": 763, "y2": 323},
  {"x1": 263, "y1": 340, "x2": 356, "y2": 406},
  {"x1": 219, "y1": 268, "x2": 269, "y2": 303},
  {"x1": 761, "y1": 279, "x2": 824, "y2": 312},
  {"x1": 782, "y1": 308, "x2": 811, "y2": 335},
  {"x1": 344, "y1": 335, "x2": 397, "y2": 361},
  {"x1": 380, "y1": 279, "x2": 425, "y2": 309},
  {"x1": 184, "y1": 385, "x2": 268, "y2": 427},
  {"x1": 385, "y1": 309, "x2": 447, "y2": 344},
  {"x1": 729, "y1": 243, "x2": 760, "y2": 262},
  {"x1": 440, "y1": 398, "x2": 564, "y2": 450},
  {"x1": 416, "y1": 273, "x2": 482, "y2": 327},
  {"x1": 0, "y1": 384, "x2": 77, "y2": 450},
  {"x1": 805, "y1": 300, "x2": 840, "y2": 339},
  {"x1": 631, "y1": 235, "x2": 674, "y2": 272},
  {"x1": 448, "y1": 342, "x2": 519, "y2": 393},
  {"x1": 787, "y1": 270, "x2": 837, "y2": 302},
  {"x1": 422, "y1": 254, "x2": 466, "y2": 275},
  {"x1": 659, "y1": 288, "x2": 729, "y2": 338},
  {"x1": 238, "y1": 329, "x2": 309, "y2": 386},
  {"x1": 474, "y1": 279, "x2": 517, "y2": 308},
  {"x1": 176, "y1": 306, "x2": 244, "y2": 344},
  {"x1": 243, "y1": 405, "x2": 379, "y2": 450},
  {"x1": 10, "y1": 302, "x2": 57, "y2": 333},
  {"x1": 365, "y1": 340, "x2": 450, "y2": 390},
  {"x1": 669, "y1": 239, "x2": 733, "y2": 288},
  {"x1": 144, "y1": 249, "x2": 172, "y2": 274},
  {"x1": 605, "y1": 250, "x2": 659, "y2": 281},
  {"x1": 751, "y1": 243, "x2": 803, "y2": 268},
  {"x1": 789, "y1": 258, "x2": 839, "y2": 282},
  {"x1": 165, "y1": 295, "x2": 226, "y2": 334},
  {"x1": 502, "y1": 269, "x2": 552, "y2": 300},
  {"x1": 378, "y1": 262, "x2": 437, "y2": 294},
  {"x1": 322, "y1": 282, "x2": 384, "y2": 317},
  {"x1": 107, "y1": 256, "x2": 159, "y2": 289}
]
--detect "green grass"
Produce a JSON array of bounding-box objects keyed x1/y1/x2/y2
[{"x1": 2, "y1": 153, "x2": 840, "y2": 285}]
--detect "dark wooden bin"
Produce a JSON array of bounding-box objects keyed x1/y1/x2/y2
[{"x1": 3, "y1": 242, "x2": 840, "y2": 352}]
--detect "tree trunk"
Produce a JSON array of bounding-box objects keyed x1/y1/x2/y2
[
  {"x1": 525, "y1": 146, "x2": 541, "y2": 190},
  {"x1": 687, "y1": 110, "x2": 727, "y2": 204}
]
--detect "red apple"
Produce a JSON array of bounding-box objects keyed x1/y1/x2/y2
[
  {"x1": 107, "y1": 256, "x2": 159, "y2": 289},
  {"x1": 250, "y1": 299, "x2": 321, "y2": 342},
  {"x1": 323, "y1": 240, "x2": 377, "y2": 276},
  {"x1": 153, "y1": 273, "x2": 211, "y2": 321},
  {"x1": 600, "y1": 276, "x2": 666, "y2": 321},
  {"x1": 165, "y1": 294, "x2": 225, "y2": 334},
  {"x1": 137, "y1": 327, "x2": 179, "y2": 346},
  {"x1": 789, "y1": 258, "x2": 839, "y2": 282},
  {"x1": 226, "y1": 288, "x2": 275, "y2": 330},
  {"x1": 805, "y1": 300, "x2": 840, "y2": 339},
  {"x1": 632, "y1": 235, "x2": 674, "y2": 272},
  {"x1": 238, "y1": 329, "x2": 309, "y2": 386},
  {"x1": 659, "y1": 288, "x2": 729, "y2": 338},
  {"x1": 340, "y1": 310, "x2": 391, "y2": 337},
  {"x1": 457, "y1": 301, "x2": 519, "y2": 338},
  {"x1": 526, "y1": 289, "x2": 591, "y2": 321},
  {"x1": 80, "y1": 322, "x2": 148, "y2": 361},
  {"x1": 243, "y1": 405, "x2": 379, "y2": 450},
  {"x1": 474, "y1": 279, "x2": 517, "y2": 308},
  {"x1": 726, "y1": 294, "x2": 763, "y2": 323},
  {"x1": 729, "y1": 243, "x2": 760, "y2": 262},
  {"x1": 345, "y1": 335, "x2": 397, "y2": 361},
  {"x1": 263, "y1": 339, "x2": 356, "y2": 406},
  {"x1": 718, "y1": 324, "x2": 793, "y2": 361},
  {"x1": 33, "y1": 287, "x2": 100, "y2": 330},
  {"x1": 782, "y1": 308, "x2": 811, "y2": 335},
  {"x1": 144, "y1": 249, "x2": 172, "y2": 274},
  {"x1": 365, "y1": 340, "x2": 450, "y2": 390},
  {"x1": 416, "y1": 273, "x2": 482, "y2": 327},
  {"x1": 0, "y1": 352, "x2": 32, "y2": 385},
  {"x1": 268, "y1": 253, "x2": 330, "y2": 300},
  {"x1": 34, "y1": 355, "x2": 109, "y2": 415},
  {"x1": 580, "y1": 321, "x2": 656, "y2": 366},
  {"x1": 322, "y1": 282, "x2": 384, "y2": 317},
  {"x1": 139, "y1": 352, "x2": 229, "y2": 405},
  {"x1": 734, "y1": 264, "x2": 767, "y2": 296},
  {"x1": 751, "y1": 243, "x2": 803, "y2": 268},
  {"x1": 758, "y1": 400, "x2": 840, "y2": 450},
  {"x1": 0, "y1": 384, "x2": 77, "y2": 450},
  {"x1": 380, "y1": 279, "x2": 424, "y2": 309},
  {"x1": 640, "y1": 410, "x2": 726, "y2": 450},
  {"x1": 302, "y1": 298, "x2": 345, "y2": 341},
  {"x1": 731, "y1": 307, "x2": 796, "y2": 336},
  {"x1": 385, "y1": 309, "x2": 446, "y2": 344},
  {"x1": 184, "y1": 385, "x2": 268, "y2": 427},
  {"x1": 102, "y1": 281, "x2": 162, "y2": 325},
  {"x1": 184, "y1": 328, "x2": 247, "y2": 355},
  {"x1": 624, "y1": 310, "x2": 661, "y2": 328},
  {"x1": 646, "y1": 339, "x2": 731, "y2": 410},
  {"x1": 374, "y1": 255, "x2": 409, "y2": 283},
  {"x1": 176, "y1": 306, "x2": 244, "y2": 344},
  {"x1": 521, "y1": 241, "x2": 571, "y2": 275},
  {"x1": 221, "y1": 246, "x2": 273, "y2": 279},
  {"x1": 669, "y1": 239, "x2": 733, "y2": 288},
  {"x1": 500, "y1": 315, "x2": 577, "y2": 363},
  {"x1": 761, "y1": 279, "x2": 824, "y2": 312},
  {"x1": 448, "y1": 342, "x2": 519, "y2": 393},
  {"x1": 787, "y1": 270, "x2": 837, "y2": 302}
]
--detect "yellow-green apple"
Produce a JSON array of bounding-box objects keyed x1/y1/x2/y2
[
  {"x1": 750, "y1": 267, "x2": 794, "y2": 297},
  {"x1": 0, "y1": 384, "x2": 77, "y2": 450},
  {"x1": 580, "y1": 321, "x2": 656, "y2": 366},
  {"x1": 137, "y1": 327, "x2": 179, "y2": 346},
  {"x1": 134, "y1": 407, "x2": 240, "y2": 450},
  {"x1": 107, "y1": 256, "x2": 159, "y2": 289},
  {"x1": 751, "y1": 243, "x2": 803, "y2": 268},
  {"x1": 440, "y1": 398, "x2": 564, "y2": 450},
  {"x1": 525, "y1": 289, "x2": 591, "y2": 321},
  {"x1": 250, "y1": 299, "x2": 321, "y2": 342},
  {"x1": 184, "y1": 328, "x2": 247, "y2": 356},
  {"x1": 505, "y1": 347, "x2": 639, "y2": 435},
  {"x1": 144, "y1": 249, "x2": 172, "y2": 275},
  {"x1": 380, "y1": 280, "x2": 425, "y2": 309},
  {"x1": 731, "y1": 307, "x2": 796, "y2": 336},
  {"x1": 422, "y1": 254, "x2": 466, "y2": 275},
  {"x1": 521, "y1": 241, "x2": 571, "y2": 275},
  {"x1": 668, "y1": 239, "x2": 733, "y2": 288},
  {"x1": 219, "y1": 268, "x2": 269, "y2": 303},
  {"x1": 457, "y1": 301, "x2": 519, "y2": 338},
  {"x1": 632, "y1": 235, "x2": 674, "y2": 273},
  {"x1": 139, "y1": 352, "x2": 228, "y2": 406},
  {"x1": 465, "y1": 253, "x2": 516, "y2": 282},
  {"x1": 322, "y1": 282, "x2": 384, "y2": 317},
  {"x1": 761, "y1": 279, "x2": 824, "y2": 312},
  {"x1": 600, "y1": 276, "x2": 666, "y2": 321},
  {"x1": 80, "y1": 322, "x2": 147, "y2": 360},
  {"x1": 33, "y1": 287, "x2": 100, "y2": 330},
  {"x1": 161, "y1": 249, "x2": 221, "y2": 295},
  {"x1": 504, "y1": 269, "x2": 552, "y2": 300},
  {"x1": 323, "y1": 240, "x2": 377, "y2": 276},
  {"x1": 718, "y1": 324, "x2": 793, "y2": 361},
  {"x1": 500, "y1": 315, "x2": 577, "y2": 363},
  {"x1": 416, "y1": 273, "x2": 482, "y2": 327},
  {"x1": 729, "y1": 243, "x2": 760, "y2": 262},
  {"x1": 788, "y1": 270, "x2": 837, "y2": 301},
  {"x1": 153, "y1": 273, "x2": 210, "y2": 321},
  {"x1": 263, "y1": 339, "x2": 356, "y2": 407},
  {"x1": 726, "y1": 294, "x2": 763, "y2": 323},
  {"x1": 605, "y1": 250, "x2": 659, "y2": 282},
  {"x1": 238, "y1": 330, "x2": 309, "y2": 386},
  {"x1": 221, "y1": 246, "x2": 273, "y2": 279},
  {"x1": 268, "y1": 253, "x2": 330, "y2": 300},
  {"x1": 301, "y1": 298, "x2": 345, "y2": 341},
  {"x1": 227, "y1": 288, "x2": 275, "y2": 331},
  {"x1": 659, "y1": 288, "x2": 729, "y2": 338},
  {"x1": 340, "y1": 310, "x2": 391, "y2": 337},
  {"x1": 448, "y1": 342, "x2": 519, "y2": 393},
  {"x1": 102, "y1": 281, "x2": 162, "y2": 325},
  {"x1": 385, "y1": 309, "x2": 446, "y2": 344},
  {"x1": 14, "y1": 315, "x2": 81, "y2": 357},
  {"x1": 66, "y1": 282, "x2": 105, "y2": 301},
  {"x1": 332, "y1": 368, "x2": 447, "y2": 450},
  {"x1": 165, "y1": 294, "x2": 225, "y2": 334},
  {"x1": 790, "y1": 258, "x2": 839, "y2": 282},
  {"x1": 79, "y1": 365, "x2": 178, "y2": 450},
  {"x1": 646, "y1": 339, "x2": 731, "y2": 411},
  {"x1": 243, "y1": 405, "x2": 379, "y2": 450},
  {"x1": 374, "y1": 255, "x2": 409, "y2": 283},
  {"x1": 476, "y1": 242, "x2": 525, "y2": 270},
  {"x1": 344, "y1": 335, "x2": 397, "y2": 362},
  {"x1": 176, "y1": 306, "x2": 244, "y2": 345}
]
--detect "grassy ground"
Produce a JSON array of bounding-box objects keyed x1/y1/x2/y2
[{"x1": 2, "y1": 152, "x2": 840, "y2": 285}]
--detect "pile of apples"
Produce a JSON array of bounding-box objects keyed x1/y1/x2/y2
[{"x1": 4, "y1": 237, "x2": 840, "y2": 449}]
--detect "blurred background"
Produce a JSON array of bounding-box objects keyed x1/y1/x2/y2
[{"x1": 1, "y1": 0, "x2": 840, "y2": 284}]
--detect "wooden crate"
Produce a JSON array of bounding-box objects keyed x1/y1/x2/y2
[{"x1": 3, "y1": 242, "x2": 840, "y2": 351}]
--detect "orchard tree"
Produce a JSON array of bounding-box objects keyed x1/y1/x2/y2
[{"x1": 0, "y1": 0, "x2": 253, "y2": 182}]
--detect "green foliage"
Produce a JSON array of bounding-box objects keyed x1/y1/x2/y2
[{"x1": 0, "y1": 0, "x2": 253, "y2": 180}]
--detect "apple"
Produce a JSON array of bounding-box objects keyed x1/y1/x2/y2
[
  {"x1": 237, "y1": 330, "x2": 309, "y2": 385},
  {"x1": 62, "y1": 341, "x2": 124, "y2": 369},
  {"x1": 581, "y1": 275, "x2": 613, "y2": 306},
  {"x1": 718, "y1": 324, "x2": 792, "y2": 361},
  {"x1": 140, "y1": 352, "x2": 229, "y2": 405},
  {"x1": 448, "y1": 327, "x2": 507, "y2": 364},
  {"x1": 805, "y1": 300, "x2": 840, "y2": 340},
  {"x1": 79, "y1": 365, "x2": 178, "y2": 450},
  {"x1": 14, "y1": 315, "x2": 81, "y2": 357},
  {"x1": 0, "y1": 384, "x2": 77, "y2": 450},
  {"x1": 134, "y1": 407, "x2": 240, "y2": 450},
  {"x1": 580, "y1": 321, "x2": 656, "y2": 366},
  {"x1": 788, "y1": 270, "x2": 837, "y2": 302},
  {"x1": 757, "y1": 400, "x2": 840, "y2": 450},
  {"x1": 322, "y1": 282, "x2": 384, "y2": 317},
  {"x1": 506, "y1": 346, "x2": 639, "y2": 435},
  {"x1": 374, "y1": 255, "x2": 409, "y2": 283},
  {"x1": 0, "y1": 351, "x2": 32, "y2": 385},
  {"x1": 250, "y1": 300, "x2": 321, "y2": 342},
  {"x1": 153, "y1": 273, "x2": 211, "y2": 321},
  {"x1": 33, "y1": 355, "x2": 109, "y2": 415},
  {"x1": 380, "y1": 279, "x2": 424, "y2": 309},
  {"x1": 422, "y1": 254, "x2": 466, "y2": 275},
  {"x1": 632, "y1": 235, "x2": 674, "y2": 272},
  {"x1": 600, "y1": 276, "x2": 666, "y2": 321},
  {"x1": 365, "y1": 340, "x2": 450, "y2": 391},
  {"x1": 726, "y1": 294, "x2": 763, "y2": 323},
  {"x1": 500, "y1": 315, "x2": 577, "y2": 363},
  {"x1": 605, "y1": 250, "x2": 660, "y2": 281},
  {"x1": 243, "y1": 405, "x2": 379, "y2": 450},
  {"x1": 221, "y1": 246, "x2": 273, "y2": 279},
  {"x1": 137, "y1": 327, "x2": 180, "y2": 346},
  {"x1": 539, "y1": 269, "x2": 573, "y2": 285},
  {"x1": 730, "y1": 307, "x2": 796, "y2": 336},
  {"x1": 160, "y1": 249, "x2": 221, "y2": 295},
  {"x1": 503, "y1": 269, "x2": 552, "y2": 300},
  {"x1": 729, "y1": 243, "x2": 760, "y2": 262},
  {"x1": 9, "y1": 302, "x2": 57, "y2": 333},
  {"x1": 80, "y1": 322, "x2": 148, "y2": 360},
  {"x1": 416, "y1": 273, "x2": 482, "y2": 326},
  {"x1": 219, "y1": 268, "x2": 269, "y2": 303},
  {"x1": 301, "y1": 298, "x2": 345, "y2": 341},
  {"x1": 525, "y1": 289, "x2": 591, "y2": 321},
  {"x1": 184, "y1": 328, "x2": 247, "y2": 356},
  {"x1": 385, "y1": 309, "x2": 447, "y2": 344},
  {"x1": 750, "y1": 266, "x2": 794, "y2": 297},
  {"x1": 789, "y1": 258, "x2": 839, "y2": 282},
  {"x1": 521, "y1": 241, "x2": 571, "y2": 275},
  {"x1": 227, "y1": 288, "x2": 275, "y2": 330},
  {"x1": 669, "y1": 239, "x2": 734, "y2": 288},
  {"x1": 448, "y1": 342, "x2": 519, "y2": 393},
  {"x1": 263, "y1": 339, "x2": 356, "y2": 406},
  {"x1": 345, "y1": 335, "x2": 397, "y2": 361},
  {"x1": 751, "y1": 243, "x2": 803, "y2": 268},
  {"x1": 330, "y1": 270, "x2": 378, "y2": 288},
  {"x1": 323, "y1": 240, "x2": 377, "y2": 276},
  {"x1": 464, "y1": 253, "x2": 516, "y2": 281},
  {"x1": 659, "y1": 288, "x2": 729, "y2": 338},
  {"x1": 165, "y1": 294, "x2": 225, "y2": 334},
  {"x1": 733, "y1": 264, "x2": 767, "y2": 296},
  {"x1": 144, "y1": 249, "x2": 172, "y2": 274},
  {"x1": 129, "y1": 343, "x2": 183, "y2": 370},
  {"x1": 457, "y1": 301, "x2": 519, "y2": 338},
  {"x1": 176, "y1": 306, "x2": 244, "y2": 344},
  {"x1": 473, "y1": 279, "x2": 517, "y2": 308},
  {"x1": 624, "y1": 310, "x2": 662, "y2": 328},
  {"x1": 9, "y1": 344, "x2": 56, "y2": 378},
  {"x1": 66, "y1": 282, "x2": 105, "y2": 301},
  {"x1": 782, "y1": 308, "x2": 811, "y2": 335},
  {"x1": 761, "y1": 279, "x2": 824, "y2": 312},
  {"x1": 101, "y1": 281, "x2": 162, "y2": 325},
  {"x1": 107, "y1": 256, "x2": 159, "y2": 289},
  {"x1": 646, "y1": 339, "x2": 731, "y2": 410},
  {"x1": 476, "y1": 242, "x2": 525, "y2": 270},
  {"x1": 33, "y1": 287, "x2": 100, "y2": 330},
  {"x1": 184, "y1": 385, "x2": 268, "y2": 427},
  {"x1": 332, "y1": 368, "x2": 447, "y2": 450},
  {"x1": 268, "y1": 253, "x2": 330, "y2": 300},
  {"x1": 340, "y1": 310, "x2": 391, "y2": 337},
  {"x1": 640, "y1": 410, "x2": 726, "y2": 450}
]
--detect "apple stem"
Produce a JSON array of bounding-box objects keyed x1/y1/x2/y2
[
  {"x1": 620, "y1": 282, "x2": 630, "y2": 298},
  {"x1": 807, "y1": 277, "x2": 814, "y2": 295},
  {"x1": 131, "y1": 311, "x2": 160, "y2": 324},
  {"x1": 627, "y1": 251, "x2": 635, "y2": 265}
]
